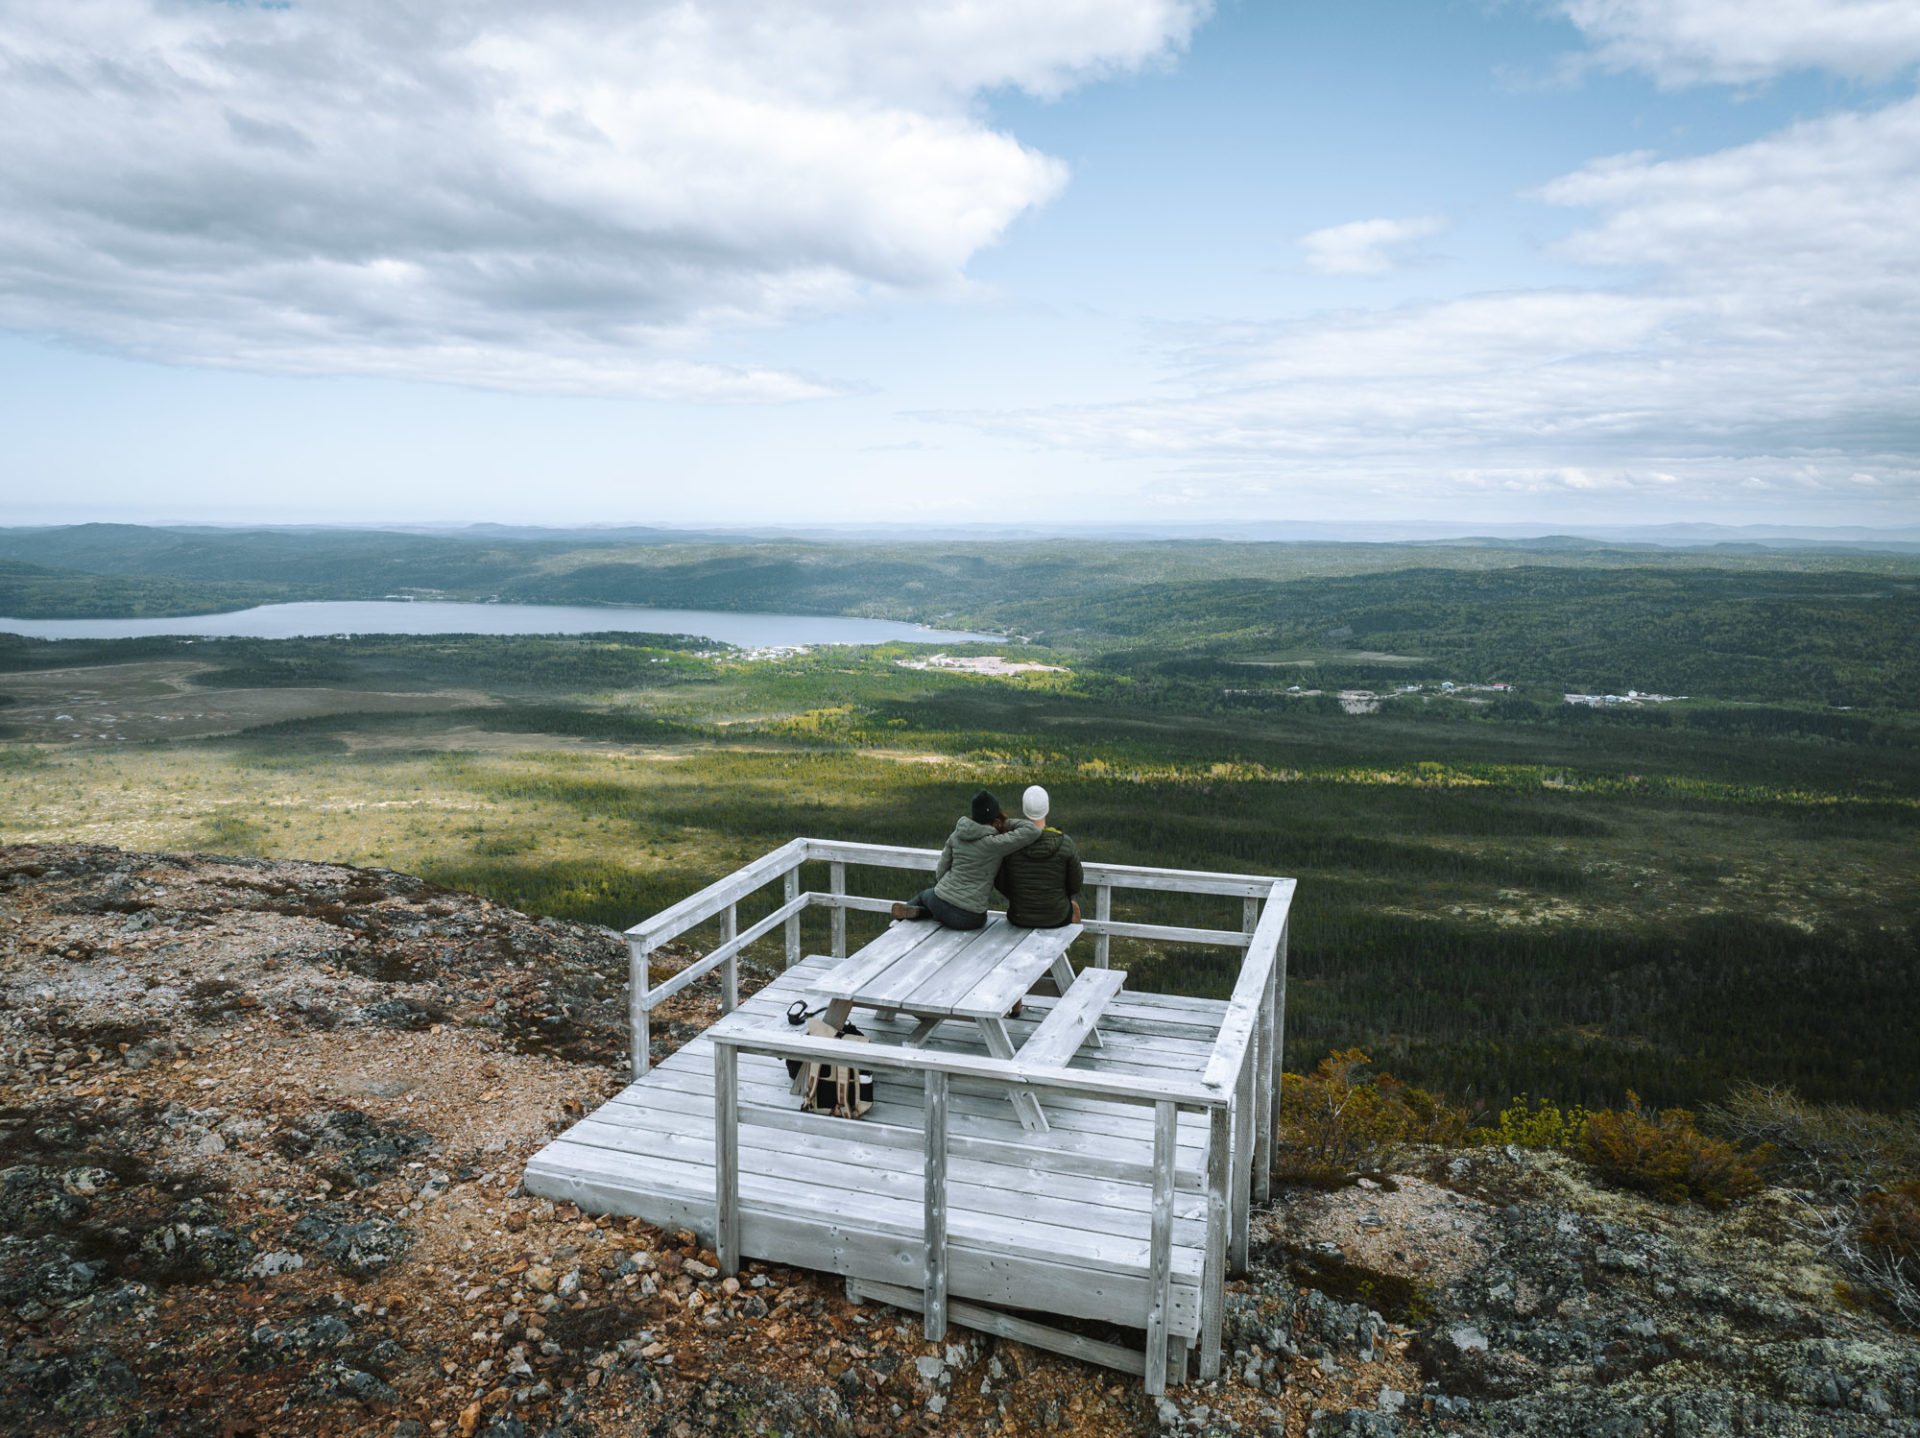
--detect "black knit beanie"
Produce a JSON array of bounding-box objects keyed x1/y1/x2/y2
[{"x1": 970, "y1": 789, "x2": 1003, "y2": 823}]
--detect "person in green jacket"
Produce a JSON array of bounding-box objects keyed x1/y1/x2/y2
[
  {"x1": 891, "y1": 789, "x2": 1041, "y2": 930},
  {"x1": 993, "y1": 784, "x2": 1083, "y2": 928}
]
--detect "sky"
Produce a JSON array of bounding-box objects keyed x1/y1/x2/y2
[{"x1": 2, "y1": 0, "x2": 1919, "y2": 532}]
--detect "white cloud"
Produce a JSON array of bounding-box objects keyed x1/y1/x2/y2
[
  {"x1": 1298, "y1": 215, "x2": 1447, "y2": 275},
  {"x1": 1560, "y1": 0, "x2": 1920, "y2": 86},
  {"x1": 946, "y1": 94, "x2": 1920, "y2": 517},
  {"x1": 0, "y1": 1, "x2": 1205, "y2": 397}
]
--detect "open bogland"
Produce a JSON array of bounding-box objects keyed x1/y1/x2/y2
[{"x1": 4, "y1": 842, "x2": 1917, "y2": 1438}]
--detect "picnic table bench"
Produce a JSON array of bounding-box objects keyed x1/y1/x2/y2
[{"x1": 809, "y1": 914, "x2": 1122, "y2": 1132}]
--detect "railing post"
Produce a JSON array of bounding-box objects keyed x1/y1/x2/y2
[
  {"x1": 1144, "y1": 1100, "x2": 1177, "y2": 1396},
  {"x1": 1199, "y1": 1102, "x2": 1229, "y2": 1380},
  {"x1": 830, "y1": 862, "x2": 847, "y2": 958},
  {"x1": 720, "y1": 903, "x2": 738, "y2": 1013},
  {"x1": 1254, "y1": 949, "x2": 1277, "y2": 1205},
  {"x1": 1094, "y1": 885, "x2": 1112, "y2": 968},
  {"x1": 714, "y1": 1041, "x2": 740, "y2": 1277},
  {"x1": 1272, "y1": 912, "x2": 1289, "y2": 1149},
  {"x1": 1230, "y1": 1046, "x2": 1254, "y2": 1276},
  {"x1": 784, "y1": 867, "x2": 801, "y2": 970},
  {"x1": 629, "y1": 941, "x2": 651, "y2": 1079},
  {"x1": 922, "y1": 1070, "x2": 949, "y2": 1342}
]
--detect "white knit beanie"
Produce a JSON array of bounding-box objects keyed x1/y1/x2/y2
[{"x1": 1021, "y1": 784, "x2": 1050, "y2": 821}]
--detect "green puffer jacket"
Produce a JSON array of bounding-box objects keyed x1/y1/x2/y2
[
  {"x1": 932, "y1": 816, "x2": 1040, "y2": 914},
  {"x1": 993, "y1": 828, "x2": 1083, "y2": 928}
]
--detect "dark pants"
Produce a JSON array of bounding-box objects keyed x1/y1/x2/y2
[{"x1": 903, "y1": 887, "x2": 986, "y2": 931}]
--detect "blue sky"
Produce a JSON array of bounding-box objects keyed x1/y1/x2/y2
[{"x1": 2, "y1": 0, "x2": 1917, "y2": 530}]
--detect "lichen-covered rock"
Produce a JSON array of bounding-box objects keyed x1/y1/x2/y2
[
  {"x1": 288, "y1": 1205, "x2": 413, "y2": 1277},
  {"x1": 302, "y1": 1359, "x2": 397, "y2": 1405},
  {"x1": 135, "y1": 1199, "x2": 256, "y2": 1279},
  {"x1": 249, "y1": 1312, "x2": 354, "y2": 1360},
  {"x1": 0, "y1": 1165, "x2": 90, "y2": 1231}
]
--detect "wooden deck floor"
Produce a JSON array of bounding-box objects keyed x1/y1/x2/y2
[{"x1": 525, "y1": 955, "x2": 1229, "y2": 1343}]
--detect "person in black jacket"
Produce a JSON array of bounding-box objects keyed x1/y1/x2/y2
[{"x1": 993, "y1": 785, "x2": 1083, "y2": 928}]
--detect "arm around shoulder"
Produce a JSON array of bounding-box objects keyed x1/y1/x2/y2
[{"x1": 980, "y1": 818, "x2": 1043, "y2": 854}]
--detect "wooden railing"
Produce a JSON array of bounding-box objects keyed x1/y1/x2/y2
[{"x1": 621, "y1": 838, "x2": 1294, "y2": 1393}]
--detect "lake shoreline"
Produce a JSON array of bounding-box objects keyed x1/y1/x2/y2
[{"x1": 0, "y1": 598, "x2": 999, "y2": 647}]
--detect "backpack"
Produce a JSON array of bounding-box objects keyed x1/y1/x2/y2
[{"x1": 784, "y1": 1004, "x2": 874, "y2": 1119}]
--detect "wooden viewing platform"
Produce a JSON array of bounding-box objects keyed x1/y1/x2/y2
[{"x1": 523, "y1": 838, "x2": 1294, "y2": 1393}]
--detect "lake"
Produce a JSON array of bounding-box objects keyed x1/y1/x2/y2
[{"x1": 0, "y1": 600, "x2": 998, "y2": 648}]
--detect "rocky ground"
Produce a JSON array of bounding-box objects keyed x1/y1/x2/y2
[{"x1": 1, "y1": 841, "x2": 1915, "y2": 1438}]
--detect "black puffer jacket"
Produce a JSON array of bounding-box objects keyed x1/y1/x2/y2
[{"x1": 993, "y1": 828, "x2": 1083, "y2": 928}]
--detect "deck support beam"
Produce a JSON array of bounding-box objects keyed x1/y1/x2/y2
[
  {"x1": 713, "y1": 1043, "x2": 740, "y2": 1278},
  {"x1": 848, "y1": 1279, "x2": 1153, "y2": 1378},
  {"x1": 830, "y1": 862, "x2": 847, "y2": 958},
  {"x1": 923, "y1": 1070, "x2": 949, "y2": 1342},
  {"x1": 1145, "y1": 1099, "x2": 1178, "y2": 1396}
]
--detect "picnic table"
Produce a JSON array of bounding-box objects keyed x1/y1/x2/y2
[{"x1": 808, "y1": 914, "x2": 1123, "y2": 1132}]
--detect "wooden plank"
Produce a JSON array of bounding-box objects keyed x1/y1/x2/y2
[
  {"x1": 1080, "y1": 862, "x2": 1279, "y2": 899},
  {"x1": 662, "y1": 1025, "x2": 1219, "y2": 1147},
  {"x1": 644, "y1": 892, "x2": 810, "y2": 1007},
  {"x1": 1199, "y1": 881, "x2": 1295, "y2": 1092},
  {"x1": 713, "y1": 1030, "x2": 1226, "y2": 1109},
  {"x1": 797, "y1": 839, "x2": 1279, "y2": 897},
  {"x1": 621, "y1": 1057, "x2": 1214, "y2": 1165},
  {"x1": 1145, "y1": 1100, "x2": 1178, "y2": 1397},
  {"x1": 1253, "y1": 957, "x2": 1275, "y2": 1206},
  {"x1": 1273, "y1": 914, "x2": 1289, "y2": 1151},
  {"x1": 859, "y1": 923, "x2": 1003, "y2": 1009},
  {"x1": 730, "y1": 1099, "x2": 1207, "y2": 1193},
  {"x1": 582, "y1": 1100, "x2": 1215, "y2": 1232},
  {"x1": 628, "y1": 839, "x2": 807, "y2": 949},
  {"x1": 721, "y1": 903, "x2": 738, "y2": 1014},
  {"x1": 811, "y1": 921, "x2": 940, "y2": 1002},
  {"x1": 1230, "y1": 1042, "x2": 1253, "y2": 1277},
  {"x1": 1199, "y1": 1104, "x2": 1230, "y2": 1380},
  {"x1": 802, "y1": 839, "x2": 941, "y2": 871},
  {"x1": 895, "y1": 926, "x2": 1026, "y2": 1015},
  {"x1": 830, "y1": 862, "x2": 847, "y2": 958},
  {"x1": 560, "y1": 1114, "x2": 1212, "y2": 1252},
  {"x1": 953, "y1": 925, "x2": 1083, "y2": 1020},
  {"x1": 614, "y1": 1083, "x2": 1212, "y2": 1194},
  {"x1": 537, "y1": 1131, "x2": 1206, "y2": 1282},
  {"x1": 527, "y1": 1148, "x2": 1204, "y2": 1338},
  {"x1": 714, "y1": 1043, "x2": 740, "y2": 1277},
  {"x1": 693, "y1": 981, "x2": 1218, "y2": 1109},
  {"x1": 1081, "y1": 919, "x2": 1253, "y2": 950},
  {"x1": 1019, "y1": 969, "x2": 1126, "y2": 1068},
  {"x1": 629, "y1": 942, "x2": 651, "y2": 1080},
  {"x1": 1093, "y1": 885, "x2": 1112, "y2": 969},
  {"x1": 923, "y1": 1070, "x2": 949, "y2": 1342},
  {"x1": 848, "y1": 1279, "x2": 1149, "y2": 1379}
]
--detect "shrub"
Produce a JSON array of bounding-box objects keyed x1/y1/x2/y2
[
  {"x1": 1704, "y1": 1081, "x2": 1920, "y2": 1186},
  {"x1": 1480, "y1": 1094, "x2": 1590, "y2": 1151},
  {"x1": 1582, "y1": 1093, "x2": 1769, "y2": 1208},
  {"x1": 1276, "y1": 1048, "x2": 1473, "y2": 1185}
]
